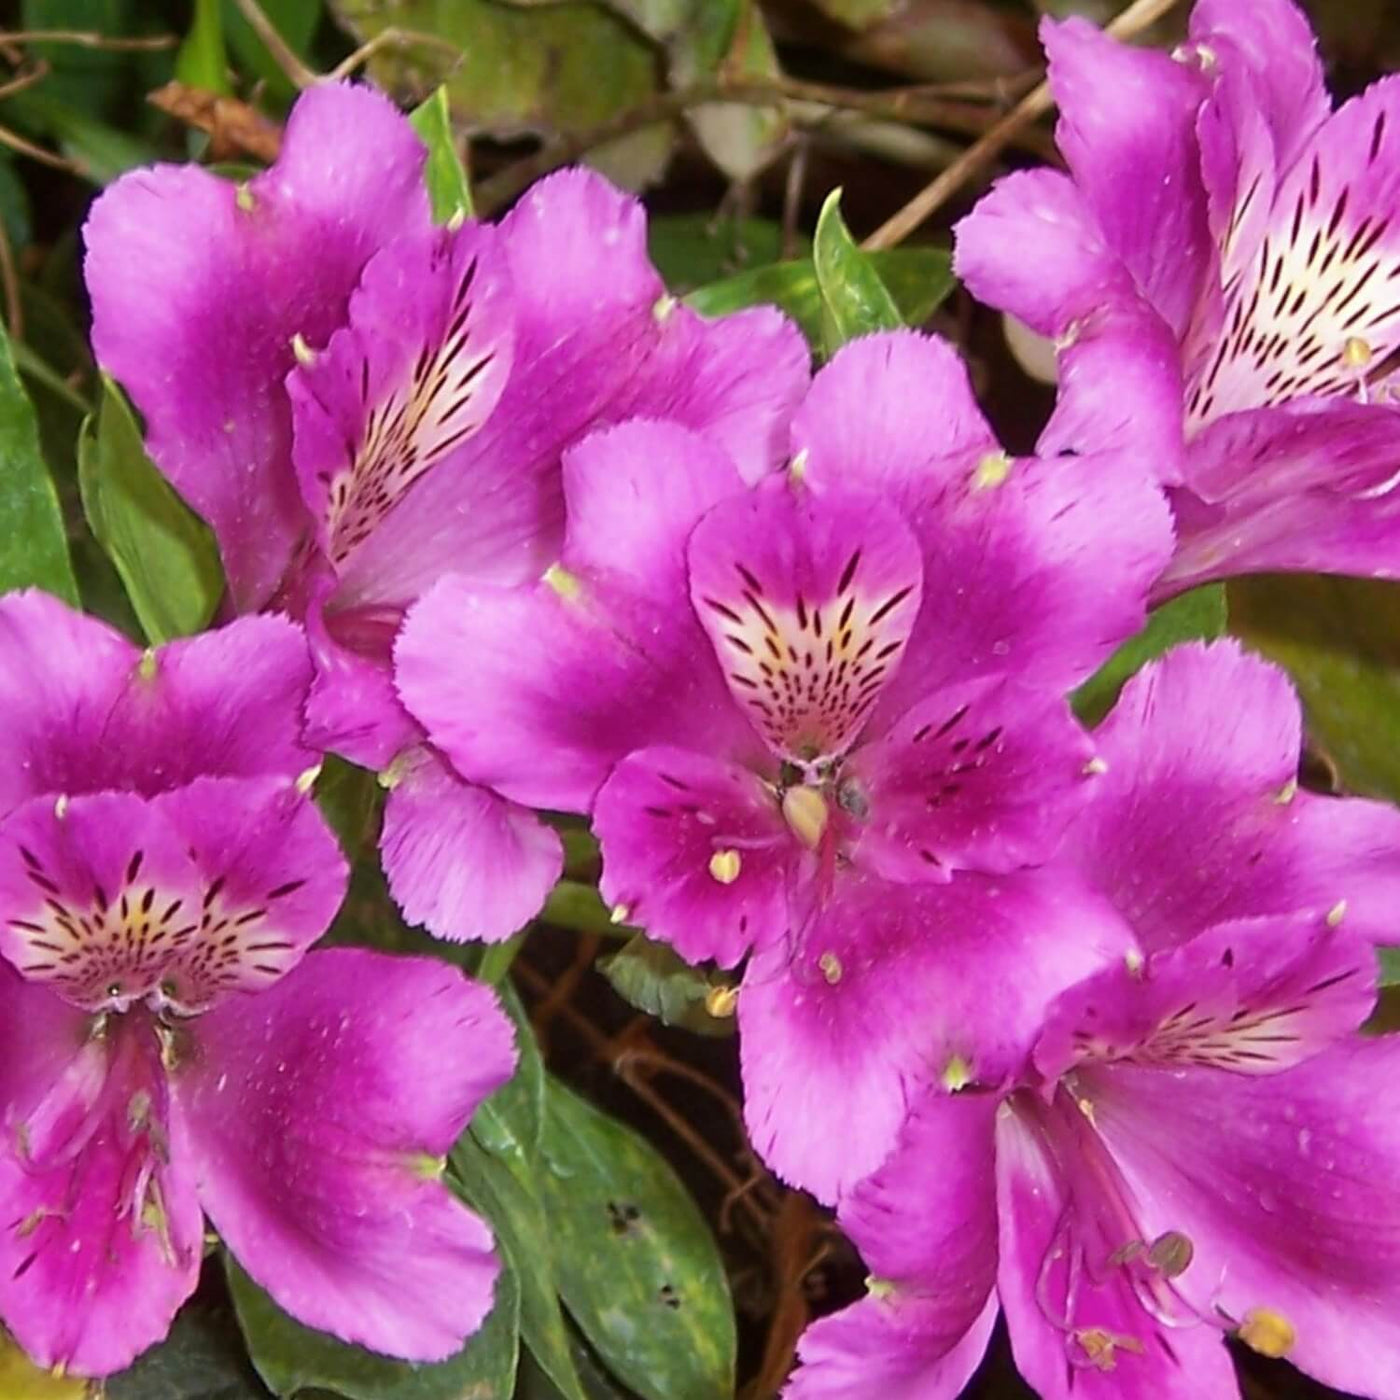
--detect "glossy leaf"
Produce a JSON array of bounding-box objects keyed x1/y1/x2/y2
[
  {"x1": 536, "y1": 1079, "x2": 735, "y2": 1400},
  {"x1": 107, "y1": 1301, "x2": 271, "y2": 1400},
  {"x1": 1071, "y1": 584, "x2": 1228, "y2": 726},
  {"x1": 814, "y1": 187, "x2": 903, "y2": 355},
  {"x1": 686, "y1": 245, "x2": 954, "y2": 346},
  {"x1": 471, "y1": 983, "x2": 546, "y2": 1164},
  {"x1": 227, "y1": 1254, "x2": 520, "y2": 1400},
  {"x1": 1228, "y1": 574, "x2": 1400, "y2": 803},
  {"x1": 409, "y1": 86, "x2": 474, "y2": 223},
  {"x1": 78, "y1": 375, "x2": 224, "y2": 643},
  {"x1": 0, "y1": 319, "x2": 78, "y2": 603},
  {"x1": 598, "y1": 934, "x2": 736, "y2": 1037}
]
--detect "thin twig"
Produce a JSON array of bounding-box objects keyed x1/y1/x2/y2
[
  {"x1": 476, "y1": 74, "x2": 1059, "y2": 213},
  {"x1": 0, "y1": 28, "x2": 177, "y2": 52},
  {"x1": 329, "y1": 26, "x2": 466, "y2": 81},
  {"x1": 0, "y1": 61, "x2": 49, "y2": 102},
  {"x1": 0, "y1": 217, "x2": 19, "y2": 340},
  {"x1": 0, "y1": 121, "x2": 82, "y2": 174},
  {"x1": 229, "y1": 0, "x2": 316, "y2": 90},
  {"x1": 862, "y1": 0, "x2": 1188, "y2": 250}
]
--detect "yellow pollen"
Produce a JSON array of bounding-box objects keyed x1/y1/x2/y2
[
  {"x1": 1344, "y1": 336, "x2": 1374, "y2": 368},
  {"x1": 1274, "y1": 778, "x2": 1298, "y2": 805},
  {"x1": 543, "y1": 563, "x2": 582, "y2": 602},
  {"x1": 653, "y1": 293, "x2": 677, "y2": 323},
  {"x1": 788, "y1": 447, "x2": 809, "y2": 483},
  {"x1": 1082, "y1": 756, "x2": 1109, "y2": 776},
  {"x1": 708, "y1": 849, "x2": 742, "y2": 884},
  {"x1": 1238, "y1": 1307, "x2": 1296, "y2": 1358},
  {"x1": 941, "y1": 1053, "x2": 973, "y2": 1091},
  {"x1": 1073, "y1": 1092, "x2": 1097, "y2": 1126},
  {"x1": 818, "y1": 950, "x2": 843, "y2": 984},
  {"x1": 137, "y1": 648, "x2": 159, "y2": 683},
  {"x1": 1074, "y1": 1328, "x2": 1144, "y2": 1371},
  {"x1": 865, "y1": 1275, "x2": 896, "y2": 1300},
  {"x1": 410, "y1": 1152, "x2": 446, "y2": 1181},
  {"x1": 295, "y1": 763, "x2": 322, "y2": 796},
  {"x1": 291, "y1": 333, "x2": 317, "y2": 368},
  {"x1": 972, "y1": 451, "x2": 1013, "y2": 490},
  {"x1": 705, "y1": 984, "x2": 739, "y2": 1018},
  {"x1": 378, "y1": 752, "x2": 411, "y2": 790},
  {"x1": 782, "y1": 785, "x2": 830, "y2": 850},
  {"x1": 609, "y1": 903, "x2": 632, "y2": 925},
  {"x1": 1326, "y1": 899, "x2": 1348, "y2": 928},
  {"x1": 235, "y1": 183, "x2": 255, "y2": 212}
]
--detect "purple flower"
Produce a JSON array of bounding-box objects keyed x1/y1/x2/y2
[
  {"x1": 787, "y1": 643, "x2": 1400, "y2": 1399},
  {"x1": 396, "y1": 330, "x2": 1174, "y2": 1200},
  {"x1": 954, "y1": 0, "x2": 1400, "y2": 595},
  {"x1": 0, "y1": 592, "x2": 515, "y2": 1376},
  {"x1": 83, "y1": 82, "x2": 809, "y2": 946}
]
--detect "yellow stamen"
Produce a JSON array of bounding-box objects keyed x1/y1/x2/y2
[
  {"x1": 865, "y1": 1275, "x2": 896, "y2": 1300},
  {"x1": 781, "y1": 785, "x2": 830, "y2": 850},
  {"x1": 818, "y1": 950, "x2": 843, "y2": 984},
  {"x1": 609, "y1": 903, "x2": 632, "y2": 925},
  {"x1": 788, "y1": 447, "x2": 809, "y2": 483},
  {"x1": 941, "y1": 1053, "x2": 972, "y2": 1091},
  {"x1": 543, "y1": 563, "x2": 582, "y2": 602},
  {"x1": 1238, "y1": 1307, "x2": 1295, "y2": 1358},
  {"x1": 235, "y1": 183, "x2": 255, "y2": 212},
  {"x1": 1344, "y1": 336, "x2": 1374, "y2": 368},
  {"x1": 705, "y1": 984, "x2": 739, "y2": 1018},
  {"x1": 1326, "y1": 899, "x2": 1348, "y2": 927},
  {"x1": 291, "y1": 332, "x2": 317, "y2": 368},
  {"x1": 972, "y1": 451, "x2": 1012, "y2": 490},
  {"x1": 1274, "y1": 778, "x2": 1298, "y2": 805},
  {"x1": 295, "y1": 763, "x2": 322, "y2": 796},
  {"x1": 137, "y1": 648, "x2": 159, "y2": 683},
  {"x1": 1083, "y1": 756, "x2": 1109, "y2": 776},
  {"x1": 708, "y1": 849, "x2": 741, "y2": 884}
]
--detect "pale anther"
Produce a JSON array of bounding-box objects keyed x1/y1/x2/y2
[
  {"x1": 708, "y1": 849, "x2": 741, "y2": 884},
  {"x1": 782, "y1": 785, "x2": 830, "y2": 850}
]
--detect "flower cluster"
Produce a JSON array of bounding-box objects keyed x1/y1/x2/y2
[{"x1": 0, "y1": 0, "x2": 1390, "y2": 1389}]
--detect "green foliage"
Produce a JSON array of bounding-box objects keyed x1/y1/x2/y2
[
  {"x1": 176, "y1": 0, "x2": 232, "y2": 96},
  {"x1": 1071, "y1": 585, "x2": 1228, "y2": 727},
  {"x1": 687, "y1": 245, "x2": 954, "y2": 345},
  {"x1": 78, "y1": 377, "x2": 225, "y2": 644},
  {"x1": 409, "y1": 87, "x2": 474, "y2": 223},
  {"x1": 649, "y1": 213, "x2": 801, "y2": 294},
  {"x1": 598, "y1": 934, "x2": 736, "y2": 1036},
  {"x1": 813, "y1": 188, "x2": 903, "y2": 355},
  {"x1": 0, "y1": 320, "x2": 78, "y2": 604},
  {"x1": 222, "y1": 0, "x2": 322, "y2": 101},
  {"x1": 535, "y1": 1080, "x2": 735, "y2": 1400},
  {"x1": 228, "y1": 1256, "x2": 521, "y2": 1400},
  {"x1": 1229, "y1": 574, "x2": 1400, "y2": 803},
  {"x1": 106, "y1": 1301, "x2": 271, "y2": 1400}
]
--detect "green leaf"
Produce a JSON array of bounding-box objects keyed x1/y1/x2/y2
[
  {"x1": 686, "y1": 246, "x2": 954, "y2": 347},
  {"x1": 471, "y1": 984, "x2": 546, "y2": 1164},
  {"x1": 813, "y1": 187, "x2": 903, "y2": 356},
  {"x1": 597, "y1": 934, "x2": 735, "y2": 1037},
  {"x1": 222, "y1": 0, "x2": 320, "y2": 101},
  {"x1": 1378, "y1": 946, "x2": 1400, "y2": 989},
  {"x1": 536, "y1": 1079, "x2": 735, "y2": 1400},
  {"x1": 7, "y1": 91, "x2": 161, "y2": 185},
  {"x1": 228, "y1": 1254, "x2": 520, "y2": 1400},
  {"x1": 108, "y1": 1298, "x2": 271, "y2": 1400},
  {"x1": 0, "y1": 319, "x2": 78, "y2": 603},
  {"x1": 333, "y1": 0, "x2": 673, "y2": 190},
  {"x1": 648, "y1": 213, "x2": 801, "y2": 295},
  {"x1": 0, "y1": 1333, "x2": 90, "y2": 1400},
  {"x1": 78, "y1": 377, "x2": 224, "y2": 643},
  {"x1": 177, "y1": 0, "x2": 232, "y2": 96},
  {"x1": 1228, "y1": 574, "x2": 1400, "y2": 803},
  {"x1": 409, "y1": 87, "x2": 474, "y2": 223},
  {"x1": 1071, "y1": 585, "x2": 1228, "y2": 726}
]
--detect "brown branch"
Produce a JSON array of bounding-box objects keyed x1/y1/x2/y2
[
  {"x1": 862, "y1": 0, "x2": 1188, "y2": 251},
  {"x1": 0, "y1": 121, "x2": 82, "y2": 174},
  {"x1": 328, "y1": 26, "x2": 466, "y2": 81},
  {"x1": 476, "y1": 74, "x2": 1061, "y2": 214},
  {"x1": 0, "y1": 29, "x2": 177, "y2": 52},
  {"x1": 229, "y1": 0, "x2": 316, "y2": 90}
]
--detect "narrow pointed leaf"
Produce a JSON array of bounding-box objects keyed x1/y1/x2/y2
[
  {"x1": 78, "y1": 376, "x2": 224, "y2": 643},
  {"x1": 813, "y1": 187, "x2": 902, "y2": 355},
  {"x1": 409, "y1": 86, "x2": 473, "y2": 222}
]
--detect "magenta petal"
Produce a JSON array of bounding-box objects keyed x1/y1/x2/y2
[
  {"x1": 688, "y1": 483, "x2": 924, "y2": 762},
  {"x1": 85, "y1": 83, "x2": 432, "y2": 609},
  {"x1": 848, "y1": 678, "x2": 1095, "y2": 880},
  {"x1": 171, "y1": 948, "x2": 514, "y2": 1361},
  {"x1": 789, "y1": 1092, "x2": 1001, "y2": 1397},
  {"x1": 380, "y1": 749, "x2": 562, "y2": 943},
  {"x1": 1189, "y1": 0, "x2": 1329, "y2": 172},
  {"x1": 874, "y1": 447, "x2": 1173, "y2": 717},
  {"x1": 396, "y1": 421, "x2": 754, "y2": 812},
  {"x1": 1074, "y1": 642, "x2": 1400, "y2": 951},
  {"x1": 1034, "y1": 914, "x2": 1376, "y2": 1082},
  {"x1": 1164, "y1": 403, "x2": 1400, "y2": 590},
  {"x1": 739, "y1": 871, "x2": 1131, "y2": 1202},
  {"x1": 791, "y1": 331, "x2": 997, "y2": 497},
  {"x1": 0, "y1": 987, "x2": 201, "y2": 1377},
  {"x1": 0, "y1": 594, "x2": 317, "y2": 811},
  {"x1": 1093, "y1": 1037, "x2": 1400, "y2": 1398},
  {"x1": 1042, "y1": 17, "x2": 1211, "y2": 338},
  {"x1": 594, "y1": 746, "x2": 792, "y2": 968},
  {"x1": 289, "y1": 222, "x2": 515, "y2": 572},
  {"x1": 994, "y1": 1096, "x2": 1239, "y2": 1400}
]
